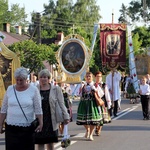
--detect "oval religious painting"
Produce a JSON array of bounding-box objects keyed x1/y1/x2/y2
[{"x1": 60, "y1": 40, "x2": 86, "y2": 74}]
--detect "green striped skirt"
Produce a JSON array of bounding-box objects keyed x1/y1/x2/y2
[{"x1": 76, "y1": 98, "x2": 103, "y2": 125}]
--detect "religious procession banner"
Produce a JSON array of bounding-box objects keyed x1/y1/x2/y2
[
  {"x1": 0, "y1": 34, "x2": 20, "y2": 107},
  {"x1": 55, "y1": 34, "x2": 92, "y2": 83},
  {"x1": 127, "y1": 25, "x2": 139, "y2": 92},
  {"x1": 100, "y1": 23, "x2": 126, "y2": 69}
]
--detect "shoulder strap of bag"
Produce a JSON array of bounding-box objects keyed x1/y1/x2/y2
[{"x1": 13, "y1": 85, "x2": 28, "y2": 122}]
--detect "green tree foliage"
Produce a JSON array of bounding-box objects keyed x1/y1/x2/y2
[
  {"x1": 0, "y1": 1, "x2": 28, "y2": 32},
  {"x1": 5, "y1": 0, "x2": 103, "y2": 74},
  {"x1": 8, "y1": 40, "x2": 58, "y2": 73},
  {"x1": 31, "y1": 0, "x2": 101, "y2": 37},
  {"x1": 90, "y1": 35, "x2": 101, "y2": 74},
  {"x1": 73, "y1": 0, "x2": 101, "y2": 32},
  {"x1": 132, "y1": 26, "x2": 150, "y2": 48},
  {"x1": 39, "y1": 0, "x2": 73, "y2": 37},
  {"x1": 128, "y1": 1, "x2": 142, "y2": 22},
  {"x1": 0, "y1": 0, "x2": 9, "y2": 30},
  {"x1": 54, "y1": 0, "x2": 73, "y2": 33},
  {"x1": 118, "y1": 0, "x2": 150, "y2": 24},
  {"x1": 118, "y1": 4, "x2": 129, "y2": 23},
  {"x1": 9, "y1": 4, "x2": 28, "y2": 28},
  {"x1": 29, "y1": 0, "x2": 101, "y2": 71},
  {"x1": 131, "y1": 32, "x2": 142, "y2": 55}
]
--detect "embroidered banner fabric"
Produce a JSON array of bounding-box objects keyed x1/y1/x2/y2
[{"x1": 100, "y1": 23, "x2": 126, "y2": 69}]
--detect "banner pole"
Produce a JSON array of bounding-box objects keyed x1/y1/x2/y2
[{"x1": 81, "y1": 24, "x2": 99, "y2": 80}]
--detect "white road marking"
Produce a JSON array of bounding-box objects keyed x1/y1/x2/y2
[
  {"x1": 52, "y1": 104, "x2": 140, "y2": 150},
  {"x1": 54, "y1": 142, "x2": 61, "y2": 148},
  {"x1": 73, "y1": 133, "x2": 85, "y2": 137},
  {"x1": 112, "y1": 105, "x2": 139, "y2": 120}
]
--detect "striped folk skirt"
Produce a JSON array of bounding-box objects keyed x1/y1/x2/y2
[{"x1": 76, "y1": 98, "x2": 103, "y2": 125}]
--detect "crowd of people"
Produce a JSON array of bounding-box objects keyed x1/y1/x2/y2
[{"x1": 0, "y1": 67, "x2": 150, "y2": 149}]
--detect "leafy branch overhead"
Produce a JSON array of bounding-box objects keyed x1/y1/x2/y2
[
  {"x1": 8, "y1": 40, "x2": 58, "y2": 73},
  {"x1": 1, "y1": 0, "x2": 150, "y2": 75},
  {"x1": 118, "y1": 0, "x2": 150, "y2": 24}
]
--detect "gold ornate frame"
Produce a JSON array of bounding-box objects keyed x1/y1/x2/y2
[{"x1": 56, "y1": 34, "x2": 91, "y2": 83}]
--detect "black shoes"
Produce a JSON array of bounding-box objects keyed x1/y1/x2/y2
[{"x1": 143, "y1": 117, "x2": 149, "y2": 120}]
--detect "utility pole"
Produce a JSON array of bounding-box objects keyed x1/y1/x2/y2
[
  {"x1": 36, "y1": 12, "x2": 41, "y2": 44},
  {"x1": 143, "y1": 0, "x2": 147, "y2": 24}
]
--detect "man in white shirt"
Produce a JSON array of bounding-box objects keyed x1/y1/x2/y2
[{"x1": 106, "y1": 69, "x2": 121, "y2": 117}]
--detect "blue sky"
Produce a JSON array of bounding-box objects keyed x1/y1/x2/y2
[{"x1": 8, "y1": 0, "x2": 132, "y2": 23}]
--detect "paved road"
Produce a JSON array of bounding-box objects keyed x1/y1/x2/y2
[{"x1": 1, "y1": 98, "x2": 150, "y2": 150}]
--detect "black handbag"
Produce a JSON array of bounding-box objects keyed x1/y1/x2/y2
[{"x1": 13, "y1": 85, "x2": 39, "y2": 132}]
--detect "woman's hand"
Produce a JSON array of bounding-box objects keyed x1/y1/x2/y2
[
  {"x1": 0, "y1": 125, "x2": 5, "y2": 134},
  {"x1": 35, "y1": 123, "x2": 43, "y2": 133},
  {"x1": 64, "y1": 119, "x2": 70, "y2": 125},
  {"x1": 138, "y1": 90, "x2": 142, "y2": 95},
  {"x1": 0, "y1": 126, "x2": 2, "y2": 134},
  {"x1": 35, "y1": 115, "x2": 43, "y2": 132}
]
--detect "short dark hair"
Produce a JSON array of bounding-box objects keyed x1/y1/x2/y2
[
  {"x1": 33, "y1": 73, "x2": 37, "y2": 77},
  {"x1": 94, "y1": 71, "x2": 102, "y2": 77}
]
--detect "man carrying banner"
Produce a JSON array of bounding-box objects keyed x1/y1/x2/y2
[{"x1": 106, "y1": 69, "x2": 121, "y2": 117}]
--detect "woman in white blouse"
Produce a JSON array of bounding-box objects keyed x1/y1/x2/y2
[
  {"x1": 138, "y1": 76, "x2": 150, "y2": 120},
  {"x1": 0, "y1": 67, "x2": 43, "y2": 150}
]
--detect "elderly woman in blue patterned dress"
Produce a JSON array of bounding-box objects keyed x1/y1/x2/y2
[{"x1": 76, "y1": 72, "x2": 103, "y2": 141}]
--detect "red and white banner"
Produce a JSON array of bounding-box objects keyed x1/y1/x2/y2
[{"x1": 100, "y1": 23, "x2": 126, "y2": 69}]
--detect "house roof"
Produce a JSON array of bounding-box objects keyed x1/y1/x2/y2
[
  {"x1": 1, "y1": 30, "x2": 64, "y2": 46},
  {"x1": 0, "y1": 31, "x2": 30, "y2": 45}
]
